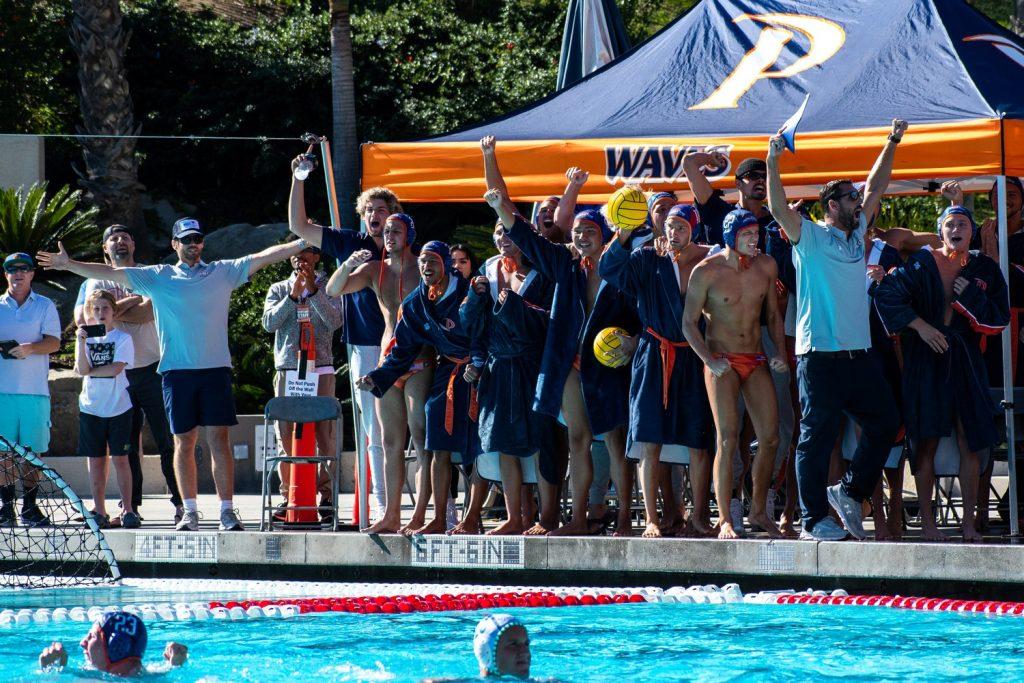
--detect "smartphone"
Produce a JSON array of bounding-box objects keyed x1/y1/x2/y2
[
  {"x1": 0, "y1": 340, "x2": 17, "y2": 359},
  {"x1": 81, "y1": 324, "x2": 106, "y2": 338}
]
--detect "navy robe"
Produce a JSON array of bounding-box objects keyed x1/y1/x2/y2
[
  {"x1": 460, "y1": 257, "x2": 554, "y2": 457},
  {"x1": 873, "y1": 249, "x2": 1009, "y2": 453},
  {"x1": 866, "y1": 238, "x2": 905, "y2": 404},
  {"x1": 599, "y1": 240, "x2": 712, "y2": 453},
  {"x1": 506, "y1": 216, "x2": 639, "y2": 435},
  {"x1": 367, "y1": 275, "x2": 483, "y2": 461}
]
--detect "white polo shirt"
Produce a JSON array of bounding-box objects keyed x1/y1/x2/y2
[{"x1": 0, "y1": 290, "x2": 61, "y2": 396}]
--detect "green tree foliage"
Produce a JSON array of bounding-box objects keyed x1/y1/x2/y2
[
  {"x1": 0, "y1": 183, "x2": 99, "y2": 286},
  {"x1": 227, "y1": 263, "x2": 288, "y2": 413}
]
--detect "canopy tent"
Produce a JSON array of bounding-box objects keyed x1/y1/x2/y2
[
  {"x1": 556, "y1": 0, "x2": 630, "y2": 91},
  {"x1": 362, "y1": 0, "x2": 1024, "y2": 203}
]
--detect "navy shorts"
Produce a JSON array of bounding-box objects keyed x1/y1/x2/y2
[
  {"x1": 78, "y1": 410, "x2": 133, "y2": 457},
  {"x1": 161, "y1": 368, "x2": 238, "y2": 435}
]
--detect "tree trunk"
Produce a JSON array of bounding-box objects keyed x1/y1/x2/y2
[
  {"x1": 330, "y1": 0, "x2": 359, "y2": 227},
  {"x1": 1015, "y1": 0, "x2": 1024, "y2": 37},
  {"x1": 70, "y1": 0, "x2": 149, "y2": 259}
]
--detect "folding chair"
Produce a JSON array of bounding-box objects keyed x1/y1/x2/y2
[{"x1": 260, "y1": 396, "x2": 344, "y2": 531}]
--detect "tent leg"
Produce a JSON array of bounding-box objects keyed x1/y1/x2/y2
[{"x1": 997, "y1": 175, "x2": 1020, "y2": 539}]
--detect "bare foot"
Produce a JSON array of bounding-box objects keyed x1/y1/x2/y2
[
  {"x1": 524, "y1": 522, "x2": 555, "y2": 536},
  {"x1": 689, "y1": 517, "x2": 716, "y2": 538},
  {"x1": 400, "y1": 516, "x2": 426, "y2": 537},
  {"x1": 962, "y1": 524, "x2": 983, "y2": 543},
  {"x1": 447, "y1": 516, "x2": 483, "y2": 535},
  {"x1": 874, "y1": 525, "x2": 893, "y2": 541},
  {"x1": 748, "y1": 511, "x2": 784, "y2": 539},
  {"x1": 547, "y1": 518, "x2": 597, "y2": 536},
  {"x1": 412, "y1": 517, "x2": 447, "y2": 536},
  {"x1": 364, "y1": 516, "x2": 402, "y2": 535},
  {"x1": 779, "y1": 516, "x2": 799, "y2": 539},
  {"x1": 920, "y1": 523, "x2": 948, "y2": 542},
  {"x1": 485, "y1": 519, "x2": 524, "y2": 536},
  {"x1": 641, "y1": 522, "x2": 662, "y2": 538},
  {"x1": 717, "y1": 521, "x2": 739, "y2": 540},
  {"x1": 613, "y1": 511, "x2": 633, "y2": 537},
  {"x1": 612, "y1": 523, "x2": 635, "y2": 537}
]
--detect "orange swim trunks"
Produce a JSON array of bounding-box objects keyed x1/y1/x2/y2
[
  {"x1": 715, "y1": 352, "x2": 767, "y2": 382},
  {"x1": 394, "y1": 357, "x2": 436, "y2": 390}
]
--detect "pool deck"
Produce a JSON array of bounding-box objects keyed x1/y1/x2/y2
[{"x1": 74, "y1": 494, "x2": 1024, "y2": 600}]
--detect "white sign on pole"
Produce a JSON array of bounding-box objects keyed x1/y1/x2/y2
[
  {"x1": 254, "y1": 427, "x2": 278, "y2": 470},
  {"x1": 284, "y1": 370, "x2": 318, "y2": 397}
]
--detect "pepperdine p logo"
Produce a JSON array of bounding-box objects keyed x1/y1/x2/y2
[
  {"x1": 604, "y1": 144, "x2": 732, "y2": 185},
  {"x1": 690, "y1": 13, "x2": 846, "y2": 110}
]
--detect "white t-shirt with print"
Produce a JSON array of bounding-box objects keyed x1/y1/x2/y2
[{"x1": 79, "y1": 328, "x2": 134, "y2": 418}]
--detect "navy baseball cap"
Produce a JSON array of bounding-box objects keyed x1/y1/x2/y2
[
  {"x1": 102, "y1": 224, "x2": 132, "y2": 242},
  {"x1": 100, "y1": 611, "x2": 148, "y2": 664},
  {"x1": 172, "y1": 218, "x2": 203, "y2": 240},
  {"x1": 3, "y1": 252, "x2": 33, "y2": 270}
]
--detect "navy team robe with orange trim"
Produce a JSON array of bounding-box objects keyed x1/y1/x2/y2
[
  {"x1": 367, "y1": 274, "x2": 483, "y2": 463},
  {"x1": 872, "y1": 248, "x2": 1009, "y2": 453}
]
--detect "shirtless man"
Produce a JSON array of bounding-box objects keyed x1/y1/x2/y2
[
  {"x1": 683, "y1": 209, "x2": 788, "y2": 539},
  {"x1": 326, "y1": 214, "x2": 434, "y2": 535}
]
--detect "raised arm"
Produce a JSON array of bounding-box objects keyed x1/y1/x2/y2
[
  {"x1": 325, "y1": 251, "x2": 375, "y2": 297},
  {"x1": 862, "y1": 119, "x2": 908, "y2": 224},
  {"x1": 485, "y1": 188, "x2": 571, "y2": 280},
  {"x1": 481, "y1": 135, "x2": 516, "y2": 218},
  {"x1": 876, "y1": 227, "x2": 941, "y2": 255},
  {"x1": 554, "y1": 167, "x2": 588, "y2": 236},
  {"x1": 37, "y1": 242, "x2": 129, "y2": 286},
  {"x1": 249, "y1": 240, "x2": 307, "y2": 275},
  {"x1": 288, "y1": 152, "x2": 325, "y2": 247},
  {"x1": 682, "y1": 150, "x2": 728, "y2": 205},
  {"x1": 765, "y1": 135, "x2": 803, "y2": 243}
]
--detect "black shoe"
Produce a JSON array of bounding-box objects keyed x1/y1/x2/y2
[
  {"x1": 20, "y1": 505, "x2": 50, "y2": 528},
  {"x1": 85, "y1": 510, "x2": 111, "y2": 529},
  {"x1": 272, "y1": 501, "x2": 288, "y2": 522},
  {"x1": 0, "y1": 505, "x2": 14, "y2": 527},
  {"x1": 319, "y1": 498, "x2": 334, "y2": 524},
  {"x1": 173, "y1": 505, "x2": 184, "y2": 525}
]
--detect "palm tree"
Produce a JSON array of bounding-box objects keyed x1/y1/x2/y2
[
  {"x1": 69, "y1": 0, "x2": 148, "y2": 257},
  {"x1": 330, "y1": 0, "x2": 358, "y2": 226}
]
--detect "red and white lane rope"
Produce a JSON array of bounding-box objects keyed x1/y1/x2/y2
[{"x1": 773, "y1": 593, "x2": 1024, "y2": 615}]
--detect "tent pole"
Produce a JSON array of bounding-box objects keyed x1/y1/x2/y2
[
  {"x1": 320, "y1": 138, "x2": 369, "y2": 530},
  {"x1": 997, "y1": 175, "x2": 1020, "y2": 538}
]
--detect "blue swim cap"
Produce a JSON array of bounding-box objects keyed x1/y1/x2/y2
[
  {"x1": 420, "y1": 240, "x2": 452, "y2": 272},
  {"x1": 387, "y1": 213, "x2": 416, "y2": 247},
  {"x1": 575, "y1": 209, "x2": 613, "y2": 244},
  {"x1": 936, "y1": 205, "x2": 977, "y2": 236},
  {"x1": 100, "y1": 611, "x2": 147, "y2": 663},
  {"x1": 647, "y1": 191, "x2": 675, "y2": 212},
  {"x1": 666, "y1": 204, "x2": 701, "y2": 232},
  {"x1": 722, "y1": 209, "x2": 759, "y2": 250}
]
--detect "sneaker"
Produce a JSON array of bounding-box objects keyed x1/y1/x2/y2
[
  {"x1": 272, "y1": 501, "x2": 288, "y2": 522},
  {"x1": 319, "y1": 497, "x2": 334, "y2": 524},
  {"x1": 826, "y1": 483, "x2": 867, "y2": 540},
  {"x1": 121, "y1": 511, "x2": 142, "y2": 529},
  {"x1": 219, "y1": 508, "x2": 245, "y2": 531},
  {"x1": 173, "y1": 505, "x2": 184, "y2": 525},
  {"x1": 0, "y1": 505, "x2": 15, "y2": 527},
  {"x1": 175, "y1": 510, "x2": 200, "y2": 532},
  {"x1": 729, "y1": 498, "x2": 746, "y2": 537},
  {"x1": 20, "y1": 505, "x2": 50, "y2": 528},
  {"x1": 799, "y1": 517, "x2": 849, "y2": 541}
]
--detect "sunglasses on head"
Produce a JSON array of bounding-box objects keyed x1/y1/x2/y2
[
  {"x1": 177, "y1": 235, "x2": 204, "y2": 245},
  {"x1": 4, "y1": 264, "x2": 31, "y2": 273}
]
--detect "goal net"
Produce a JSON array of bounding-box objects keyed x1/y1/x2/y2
[{"x1": 0, "y1": 436, "x2": 120, "y2": 589}]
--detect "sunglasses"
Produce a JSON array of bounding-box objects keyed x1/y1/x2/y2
[
  {"x1": 4, "y1": 265, "x2": 31, "y2": 273},
  {"x1": 739, "y1": 171, "x2": 767, "y2": 181},
  {"x1": 177, "y1": 235, "x2": 204, "y2": 245},
  {"x1": 831, "y1": 189, "x2": 862, "y2": 203}
]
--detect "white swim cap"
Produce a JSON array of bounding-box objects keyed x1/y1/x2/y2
[{"x1": 474, "y1": 613, "x2": 524, "y2": 675}]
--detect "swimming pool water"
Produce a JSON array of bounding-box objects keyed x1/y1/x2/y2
[{"x1": 5, "y1": 591, "x2": 1024, "y2": 681}]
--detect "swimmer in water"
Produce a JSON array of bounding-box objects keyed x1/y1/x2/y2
[{"x1": 38, "y1": 610, "x2": 187, "y2": 676}]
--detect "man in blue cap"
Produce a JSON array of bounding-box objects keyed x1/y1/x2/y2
[
  {"x1": 683, "y1": 209, "x2": 789, "y2": 539},
  {"x1": 0, "y1": 252, "x2": 61, "y2": 527},
  {"x1": 39, "y1": 610, "x2": 187, "y2": 675},
  {"x1": 37, "y1": 218, "x2": 305, "y2": 532}
]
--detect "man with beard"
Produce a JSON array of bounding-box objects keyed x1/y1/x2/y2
[
  {"x1": 327, "y1": 214, "x2": 436, "y2": 535},
  {"x1": 289, "y1": 155, "x2": 399, "y2": 521},
  {"x1": 873, "y1": 206, "x2": 1008, "y2": 542},
  {"x1": 486, "y1": 188, "x2": 639, "y2": 536},
  {"x1": 481, "y1": 136, "x2": 562, "y2": 242},
  {"x1": 38, "y1": 219, "x2": 305, "y2": 531},
  {"x1": 683, "y1": 210, "x2": 788, "y2": 539},
  {"x1": 74, "y1": 224, "x2": 182, "y2": 524},
  {"x1": 601, "y1": 204, "x2": 715, "y2": 537},
  {"x1": 766, "y1": 119, "x2": 906, "y2": 541},
  {"x1": 684, "y1": 152, "x2": 772, "y2": 250},
  {"x1": 357, "y1": 241, "x2": 483, "y2": 536}
]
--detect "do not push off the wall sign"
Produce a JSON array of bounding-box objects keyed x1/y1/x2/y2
[{"x1": 410, "y1": 535, "x2": 525, "y2": 570}]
